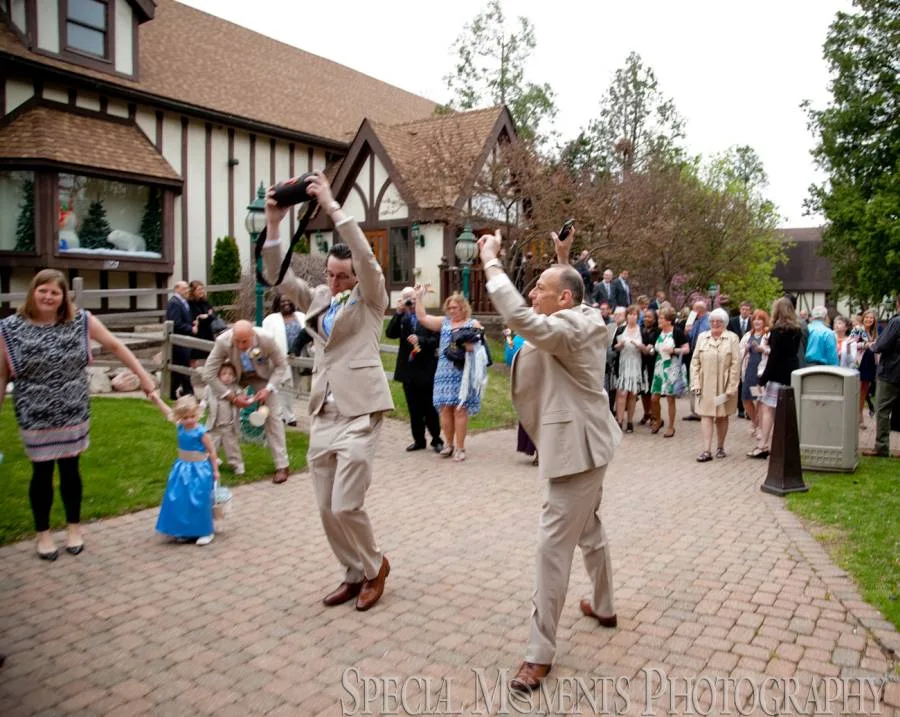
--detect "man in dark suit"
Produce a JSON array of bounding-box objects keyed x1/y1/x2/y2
[
  {"x1": 574, "y1": 250, "x2": 594, "y2": 297},
  {"x1": 166, "y1": 280, "x2": 194, "y2": 400},
  {"x1": 385, "y1": 287, "x2": 444, "y2": 453},
  {"x1": 591, "y1": 269, "x2": 615, "y2": 308},
  {"x1": 612, "y1": 269, "x2": 632, "y2": 309},
  {"x1": 728, "y1": 301, "x2": 753, "y2": 418}
]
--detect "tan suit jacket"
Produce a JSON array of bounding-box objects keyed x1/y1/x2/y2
[
  {"x1": 201, "y1": 327, "x2": 288, "y2": 396},
  {"x1": 263, "y1": 217, "x2": 393, "y2": 418},
  {"x1": 489, "y1": 278, "x2": 622, "y2": 480}
]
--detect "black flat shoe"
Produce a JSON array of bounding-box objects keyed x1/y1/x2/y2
[
  {"x1": 431, "y1": 441, "x2": 445, "y2": 454},
  {"x1": 406, "y1": 443, "x2": 426, "y2": 452},
  {"x1": 747, "y1": 447, "x2": 770, "y2": 459},
  {"x1": 625, "y1": 422, "x2": 634, "y2": 433},
  {"x1": 65, "y1": 544, "x2": 84, "y2": 555},
  {"x1": 37, "y1": 549, "x2": 58, "y2": 561}
]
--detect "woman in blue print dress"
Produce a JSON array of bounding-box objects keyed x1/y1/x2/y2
[
  {"x1": 157, "y1": 395, "x2": 220, "y2": 545},
  {"x1": 414, "y1": 289, "x2": 483, "y2": 462}
]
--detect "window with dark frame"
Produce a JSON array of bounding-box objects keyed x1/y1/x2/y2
[
  {"x1": 65, "y1": 0, "x2": 108, "y2": 59},
  {"x1": 388, "y1": 227, "x2": 411, "y2": 284}
]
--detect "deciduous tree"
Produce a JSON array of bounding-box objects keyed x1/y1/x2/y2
[
  {"x1": 444, "y1": 0, "x2": 556, "y2": 143},
  {"x1": 805, "y1": 0, "x2": 900, "y2": 305}
]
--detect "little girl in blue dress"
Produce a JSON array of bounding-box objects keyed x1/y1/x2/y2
[{"x1": 156, "y1": 395, "x2": 220, "y2": 545}]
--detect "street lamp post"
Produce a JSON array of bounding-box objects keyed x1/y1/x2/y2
[
  {"x1": 245, "y1": 182, "x2": 268, "y2": 326},
  {"x1": 454, "y1": 223, "x2": 477, "y2": 301}
]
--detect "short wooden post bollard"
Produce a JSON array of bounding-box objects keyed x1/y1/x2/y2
[{"x1": 761, "y1": 386, "x2": 808, "y2": 495}]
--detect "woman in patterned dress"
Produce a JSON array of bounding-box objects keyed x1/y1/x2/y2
[
  {"x1": 0, "y1": 270, "x2": 162, "y2": 560},
  {"x1": 739, "y1": 309, "x2": 770, "y2": 440},
  {"x1": 414, "y1": 289, "x2": 483, "y2": 462},
  {"x1": 613, "y1": 305, "x2": 647, "y2": 433},
  {"x1": 649, "y1": 306, "x2": 689, "y2": 437}
]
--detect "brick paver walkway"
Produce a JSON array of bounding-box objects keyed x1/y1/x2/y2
[{"x1": 1, "y1": 400, "x2": 897, "y2": 716}]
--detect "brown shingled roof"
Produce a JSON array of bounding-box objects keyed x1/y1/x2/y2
[
  {"x1": 0, "y1": 103, "x2": 181, "y2": 184},
  {"x1": 0, "y1": 0, "x2": 437, "y2": 146},
  {"x1": 370, "y1": 107, "x2": 509, "y2": 208},
  {"x1": 773, "y1": 227, "x2": 832, "y2": 291}
]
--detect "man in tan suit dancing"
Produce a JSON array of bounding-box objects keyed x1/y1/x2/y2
[
  {"x1": 202, "y1": 321, "x2": 290, "y2": 483},
  {"x1": 263, "y1": 171, "x2": 393, "y2": 612},
  {"x1": 477, "y1": 227, "x2": 622, "y2": 692}
]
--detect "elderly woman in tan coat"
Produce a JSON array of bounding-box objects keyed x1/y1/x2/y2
[{"x1": 690, "y1": 307, "x2": 741, "y2": 462}]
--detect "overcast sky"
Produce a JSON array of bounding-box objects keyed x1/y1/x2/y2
[{"x1": 181, "y1": 0, "x2": 850, "y2": 227}]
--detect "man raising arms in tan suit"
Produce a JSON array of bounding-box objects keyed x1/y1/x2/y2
[
  {"x1": 477, "y1": 226, "x2": 622, "y2": 692},
  {"x1": 263, "y1": 171, "x2": 393, "y2": 612},
  {"x1": 202, "y1": 320, "x2": 290, "y2": 483}
]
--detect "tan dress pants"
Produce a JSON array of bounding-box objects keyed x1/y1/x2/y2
[
  {"x1": 243, "y1": 378, "x2": 288, "y2": 470},
  {"x1": 308, "y1": 403, "x2": 384, "y2": 584},
  {"x1": 526, "y1": 465, "x2": 615, "y2": 665}
]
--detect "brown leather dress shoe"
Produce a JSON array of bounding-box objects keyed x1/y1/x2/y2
[
  {"x1": 510, "y1": 662, "x2": 551, "y2": 692},
  {"x1": 322, "y1": 581, "x2": 363, "y2": 607},
  {"x1": 272, "y1": 468, "x2": 289, "y2": 484},
  {"x1": 580, "y1": 599, "x2": 618, "y2": 628},
  {"x1": 356, "y1": 556, "x2": 390, "y2": 611}
]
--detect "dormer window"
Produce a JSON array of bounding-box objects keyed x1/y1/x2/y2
[{"x1": 65, "y1": 0, "x2": 109, "y2": 60}]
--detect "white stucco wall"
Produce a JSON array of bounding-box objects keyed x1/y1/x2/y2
[
  {"x1": 344, "y1": 185, "x2": 367, "y2": 221},
  {"x1": 134, "y1": 107, "x2": 155, "y2": 142},
  {"x1": 209, "y1": 125, "x2": 229, "y2": 256},
  {"x1": 36, "y1": 0, "x2": 60, "y2": 53},
  {"x1": 4, "y1": 78, "x2": 33, "y2": 113},
  {"x1": 417, "y1": 224, "x2": 445, "y2": 309},
  {"x1": 231, "y1": 130, "x2": 251, "y2": 273},
  {"x1": 76, "y1": 92, "x2": 101, "y2": 112},
  {"x1": 185, "y1": 121, "x2": 206, "y2": 281},
  {"x1": 10, "y1": 0, "x2": 26, "y2": 33},
  {"x1": 115, "y1": 0, "x2": 134, "y2": 76},
  {"x1": 42, "y1": 85, "x2": 68, "y2": 104},
  {"x1": 107, "y1": 99, "x2": 130, "y2": 118},
  {"x1": 378, "y1": 181, "x2": 407, "y2": 221}
]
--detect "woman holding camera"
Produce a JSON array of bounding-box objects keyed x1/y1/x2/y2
[{"x1": 414, "y1": 288, "x2": 482, "y2": 462}]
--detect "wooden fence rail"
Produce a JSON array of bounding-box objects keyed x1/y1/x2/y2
[{"x1": 0, "y1": 277, "x2": 244, "y2": 323}]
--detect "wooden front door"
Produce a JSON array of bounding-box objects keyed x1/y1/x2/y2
[{"x1": 364, "y1": 230, "x2": 388, "y2": 275}]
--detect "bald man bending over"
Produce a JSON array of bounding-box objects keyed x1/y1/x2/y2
[{"x1": 202, "y1": 320, "x2": 290, "y2": 483}]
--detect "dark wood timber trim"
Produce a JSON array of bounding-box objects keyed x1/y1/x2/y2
[
  {"x1": 249, "y1": 133, "x2": 256, "y2": 202},
  {"x1": 128, "y1": 271, "x2": 138, "y2": 310},
  {"x1": 99, "y1": 270, "x2": 109, "y2": 310},
  {"x1": 0, "y1": 266, "x2": 11, "y2": 311},
  {"x1": 227, "y1": 128, "x2": 235, "y2": 237},
  {"x1": 205, "y1": 122, "x2": 212, "y2": 270},
  {"x1": 288, "y1": 143, "x2": 295, "y2": 237},
  {"x1": 163, "y1": 189, "x2": 175, "y2": 269},
  {"x1": 155, "y1": 110, "x2": 163, "y2": 150},
  {"x1": 68, "y1": 87, "x2": 77, "y2": 105},
  {"x1": 127, "y1": 102, "x2": 136, "y2": 120},
  {"x1": 99, "y1": 95, "x2": 108, "y2": 113},
  {"x1": 269, "y1": 137, "x2": 276, "y2": 186},
  {"x1": 180, "y1": 115, "x2": 188, "y2": 279}
]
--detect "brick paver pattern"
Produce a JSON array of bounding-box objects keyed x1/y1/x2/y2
[{"x1": 1, "y1": 398, "x2": 897, "y2": 716}]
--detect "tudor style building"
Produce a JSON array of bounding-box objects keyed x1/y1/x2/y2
[{"x1": 1, "y1": 0, "x2": 519, "y2": 314}]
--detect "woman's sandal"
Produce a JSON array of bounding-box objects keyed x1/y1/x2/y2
[
  {"x1": 696, "y1": 451, "x2": 713, "y2": 463},
  {"x1": 440, "y1": 446, "x2": 454, "y2": 458},
  {"x1": 747, "y1": 447, "x2": 770, "y2": 459},
  {"x1": 663, "y1": 428, "x2": 675, "y2": 438},
  {"x1": 650, "y1": 420, "x2": 664, "y2": 435}
]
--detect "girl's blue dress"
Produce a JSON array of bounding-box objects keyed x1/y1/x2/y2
[{"x1": 156, "y1": 425, "x2": 214, "y2": 538}]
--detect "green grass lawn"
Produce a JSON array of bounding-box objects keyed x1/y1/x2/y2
[
  {"x1": 380, "y1": 320, "x2": 518, "y2": 432},
  {"x1": 785, "y1": 458, "x2": 899, "y2": 630},
  {"x1": 0, "y1": 397, "x2": 308, "y2": 546}
]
